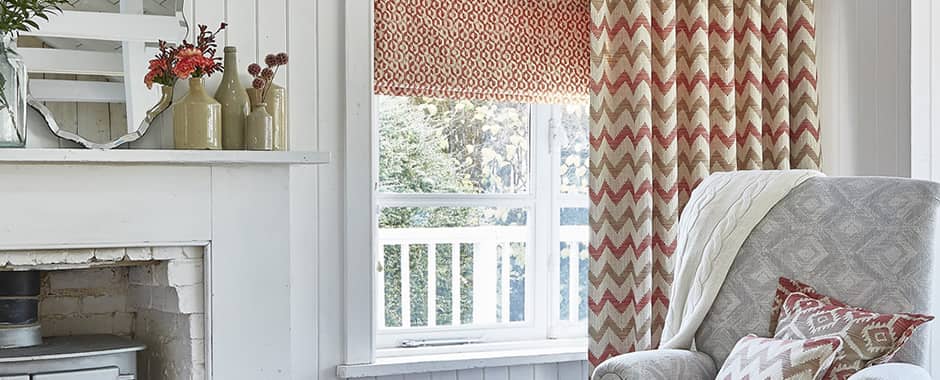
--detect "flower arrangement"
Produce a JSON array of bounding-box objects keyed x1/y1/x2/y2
[
  {"x1": 144, "y1": 40, "x2": 177, "y2": 89},
  {"x1": 248, "y1": 52, "x2": 288, "y2": 100},
  {"x1": 144, "y1": 23, "x2": 226, "y2": 88}
]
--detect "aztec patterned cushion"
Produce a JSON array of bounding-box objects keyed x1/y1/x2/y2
[
  {"x1": 716, "y1": 334, "x2": 843, "y2": 380},
  {"x1": 774, "y1": 292, "x2": 934, "y2": 380},
  {"x1": 769, "y1": 277, "x2": 853, "y2": 335}
]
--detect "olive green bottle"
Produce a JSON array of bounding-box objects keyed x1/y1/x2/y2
[{"x1": 214, "y1": 46, "x2": 250, "y2": 149}]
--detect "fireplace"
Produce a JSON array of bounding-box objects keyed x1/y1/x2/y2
[{"x1": 0, "y1": 246, "x2": 207, "y2": 380}]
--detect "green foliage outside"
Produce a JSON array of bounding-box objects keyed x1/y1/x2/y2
[{"x1": 378, "y1": 95, "x2": 529, "y2": 328}]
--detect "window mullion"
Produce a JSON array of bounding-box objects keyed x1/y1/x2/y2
[{"x1": 532, "y1": 103, "x2": 556, "y2": 340}]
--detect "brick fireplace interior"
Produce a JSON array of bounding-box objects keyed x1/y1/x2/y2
[{"x1": 0, "y1": 246, "x2": 207, "y2": 380}]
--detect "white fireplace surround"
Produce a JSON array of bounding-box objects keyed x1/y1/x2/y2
[{"x1": 0, "y1": 149, "x2": 329, "y2": 380}]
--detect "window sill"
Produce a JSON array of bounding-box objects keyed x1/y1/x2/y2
[{"x1": 335, "y1": 338, "x2": 588, "y2": 378}]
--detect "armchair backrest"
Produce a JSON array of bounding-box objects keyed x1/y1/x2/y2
[{"x1": 695, "y1": 176, "x2": 940, "y2": 368}]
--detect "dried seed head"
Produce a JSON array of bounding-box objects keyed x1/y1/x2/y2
[{"x1": 248, "y1": 63, "x2": 262, "y2": 76}]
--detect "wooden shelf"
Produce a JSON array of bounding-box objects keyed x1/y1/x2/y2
[{"x1": 0, "y1": 149, "x2": 331, "y2": 166}]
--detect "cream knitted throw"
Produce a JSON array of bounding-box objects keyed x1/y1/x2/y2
[{"x1": 659, "y1": 170, "x2": 823, "y2": 349}]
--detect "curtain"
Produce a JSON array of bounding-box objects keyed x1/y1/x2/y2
[
  {"x1": 374, "y1": 0, "x2": 591, "y2": 104},
  {"x1": 588, "y1": 0, "x2": 820, "y2": 368}
]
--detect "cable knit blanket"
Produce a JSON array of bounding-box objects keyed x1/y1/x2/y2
[{"x1": 659, "y1": 170, "x2": 823, "y2": 349}]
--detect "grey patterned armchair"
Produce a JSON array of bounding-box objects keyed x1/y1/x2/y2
[{"x1": 594, "y1": 177, "x2": 940, "y2": 380}]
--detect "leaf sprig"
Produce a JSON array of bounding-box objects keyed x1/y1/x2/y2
[{"x1": 0, "y1": 0, "x2": 72, "y2": 35}]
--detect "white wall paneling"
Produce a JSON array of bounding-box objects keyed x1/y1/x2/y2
[
  {"x1": 815, "y1": 0, "x2": 911, "y2": 177},
  {"x1": 911, "y1": 1, "x2": 940, "y2": 375},
  {"x1": 351, "y1": 362, "x2": 590, "y2": 380}
]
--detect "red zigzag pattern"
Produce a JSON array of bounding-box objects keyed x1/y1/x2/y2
[{"x1": 588, "y1": 0, "x2": 821, "y2": 370}]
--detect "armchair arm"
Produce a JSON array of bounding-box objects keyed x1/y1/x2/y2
[
  {"x1": 848, "y1": 363, "x2": 931, "y2": 380},
  {"x1": 592, "y1": 349, "x2": 717, "y2": 380}
]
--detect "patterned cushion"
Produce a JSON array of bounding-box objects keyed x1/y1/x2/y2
[
  {"x1": 716, "y1": 334, "x2": 843, "y2": 380},
  {"x1": 769, "y1": 277, "x2": 853, "y2": 335},
  {"x1": 774, "y1": 292, "x2": 934, "y2": 380}
]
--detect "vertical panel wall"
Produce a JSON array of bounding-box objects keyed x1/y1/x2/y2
[{"x1": 816, "y1": 0, "x2": 912, "y2": 177}]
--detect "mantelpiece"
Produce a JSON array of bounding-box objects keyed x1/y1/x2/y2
[
  {"x1": 0, "y1": 149, "x2": 330, "y2": 165},
  {"x1": 0, "y1": 149, "x2": 329, "y2": 380}
]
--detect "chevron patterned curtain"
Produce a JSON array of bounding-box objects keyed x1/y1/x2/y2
[{"x1": 588, "y1": 0, "x2": 820, "y2": 369}]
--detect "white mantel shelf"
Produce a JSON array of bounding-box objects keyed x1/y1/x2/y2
[{"x1": 0, "y1": 149, "x2": 331, "y2": 165}]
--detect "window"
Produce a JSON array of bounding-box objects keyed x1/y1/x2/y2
[{"x1": 375, "y1": 95, "x2": 589, "y2": 349}]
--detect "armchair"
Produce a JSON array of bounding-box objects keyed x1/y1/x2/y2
[{"x1": 594, "y1": 177, "x2": 940, "y2": 380}]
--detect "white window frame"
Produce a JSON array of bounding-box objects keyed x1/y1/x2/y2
[{"x1": 372, "y1": 102, "x2": 589, "y2": 351}]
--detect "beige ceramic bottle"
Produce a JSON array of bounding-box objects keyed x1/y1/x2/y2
[
  {"x1": 173, "y1": 77, "x2": 222, "y2": 150},
  {"x1": 215, "y1": 46, "x2": 250, "y2": 150}
]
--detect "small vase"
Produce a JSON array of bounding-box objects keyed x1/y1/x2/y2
[
  {"x1": 264, "y1": 83, "x2": 288, "y2": 151},
  {"x1": 246, "y1": 103, "x2": 273, "y2": 151},
  {"x1": 174, "y1": 77, "x2": 222, "y2": 150},
  {"x1": 215, "y1": 47, "x2": 250, "y2": 150},
  {"x1": 0, "y1": 34, "x2": 27, "y2": 148},
  {"x1": 248, "y1": 86, "x2": 288, "y2": 151}
]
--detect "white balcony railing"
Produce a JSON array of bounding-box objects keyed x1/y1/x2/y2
[{"x1": 377, "y1": 225, "x2": 588, "y2": 329}]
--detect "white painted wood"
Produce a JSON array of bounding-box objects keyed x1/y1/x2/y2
[
  {"x1": 345, "y1": 0, "x2": 378, "y2": 367},
  {"x1": 19, "y1": 48, "x2": 123, "y2": 76},
  {"x1": 30, "y1": 79, "x2": 126, "y2": 103},
  {"x1": 402, "y1": 244, "x2": 412, "y2": 328},
  {"x1": 337, "y1": 343, "x2": 587, "y2": 378},
  {"x1": 0, "y1": 149, "x2": 329, "y2": 165},
  {"x1": 210, "y1": 165, "x2": 291, "y2": 379},
  {"x1": 567, "y1": 243, "x2": 578, "y2": 322},
  {"x1": 22, "y1": 11, "x2": 185, "y2": 42},
  {"x1": 455, "y1": 368, "x2": 482, "y2": 380},
  {"x1": 120, "y1": 0, "x2": 150, "y2": 134},
  {"x1": 285, "y1": 0, "x2": 320, "y2": 377},
  {"x1": 430, "y1": 371, "x2": 457, "y2": 380},
  {"x1": 473, "y1": 242, "x2": 497, "y2": 324},
  {"x1": 507, "y1": 365, "x2": 533, "y2": 379},
  {"x1": 483, "y1": 367, "x2": 508, "y2": 380},
  {"x1": 403, "y1": 374, "x2": 430, "y2": 380},
  {"x1": 450, "y1": 242, "x2": 461, "y2": 326},
  {"x1": 556, "y1": 361, "x2": 581, "y2": 380},
  {"x1": 911, "y1": 0, "x2": 934, "y2": 181},
  {"x1": 317, "y1": 0, "x2": 347, "y2": 376},
  {"x1": 428, "y1": 243, "x2": 437, "y2": 327},
  {"x1": 816, "y1": 1, "x2": 911, "y2": 177},
  {"x1": 499, "y1": 244, "x2": 510, "y2": 323},
  {"x1": 0, "y1": 165, "x2": 211, "y2": 249},
  {"x1": 532, "y1": 363, "x2": 557, "y2": 380}
]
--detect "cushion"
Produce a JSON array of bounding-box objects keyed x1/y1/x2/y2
[
  {"x1": 774, "y1": 292, "x2": 934, "y2": 380},
  {"x1": 715, "y1": 334, "x2": 843, "y2": 380},
  {"x1": 769, "y1": 277, "x2": 853, "y2": 335}
]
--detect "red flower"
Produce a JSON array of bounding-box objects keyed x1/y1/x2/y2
[
  {"x1": 248, "y1": 63, "x2": 262, "y2": 76},
  {"x1": 275, "y1": 52, "x2": 289, "y2": 65},
  {"x1": 252, "y1": 78, "x2": 266, "y2": 90},
  {"x1": 144, "y1": 70, "x2": 156, "y2": 89},
  {"x1": 174, "y1": 48, "x2": 217, "y2": 79}
]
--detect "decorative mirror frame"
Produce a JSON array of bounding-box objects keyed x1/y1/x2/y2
[{"x1": 21, "y1": 0, "x2": 188, "y2": 149}]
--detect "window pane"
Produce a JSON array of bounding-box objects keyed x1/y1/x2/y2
[
  {"x1": 378, "y1": 207, "x2": 528, "y2": 328},
  {"x1": 559, "y1": 104, "x2": 589, "y2": 194},
  {"x1": 559, "y1": 207, "x2": 589, "y2": 322},
  {"x1": 378, "y1": 95, "x2": 530, "y2": 194}
]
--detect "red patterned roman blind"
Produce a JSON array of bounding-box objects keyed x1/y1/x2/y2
[{"x1": 374, "y1": 0, "x2": 591, "y2": 104}]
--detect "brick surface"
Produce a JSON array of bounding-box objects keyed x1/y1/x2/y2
[{"x1": 26, "y1": 247, "x2": 206, "y2": 380}]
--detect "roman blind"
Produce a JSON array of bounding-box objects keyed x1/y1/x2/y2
[{"x1": 374, "y1": 0, "x2": 591, "y2": 104}]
